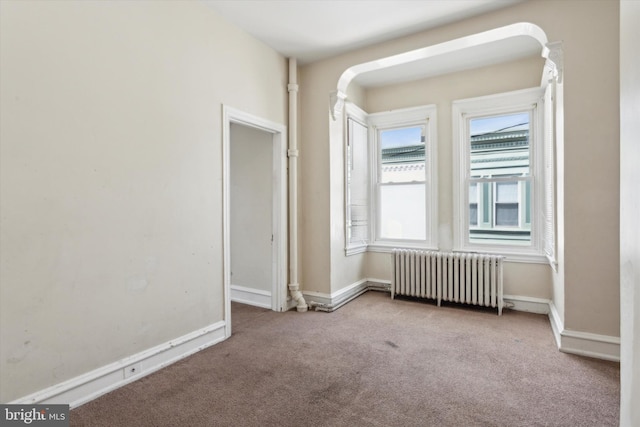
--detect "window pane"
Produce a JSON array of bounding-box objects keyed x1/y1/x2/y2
[
  {"x1": 379, "y1": 184, "x2": 426, "y2": 240},
  {"x1": 496, "y1": 182, "x2": 518, "y2": 202},
  {"x1": 470, "y1": 179, "x2": 530, "y2": 243},
  {"x1": 346, "y1": 118, "x2": 369, "y2": 246},
  {"x1": 496, "y1": 203, "x2": 519, "y2": 226},
  {"x1": 483, "y1": 182, "x2": 491, "y2": 223},
  {"x1": 525, "y1": 180, "x2": 531, "y2": 224},
  {"x1": 470, "y1": 204, "x2": 478, "y2": 226},
  {"x1": 349, "y1": 204, "x2": 368, "y2": 241},
  {"x1": 380, "y1": 126, "x2": 425, "y2": 183},
  {"x1": 469, "y1": 183, "x2": 478, "y2": 203},
  {"x1": 469, "y1": 112, "x2": 529, "y2": 178},
  {"x1": 469, "y1": 183, "x2": 478, "y2": 226}
]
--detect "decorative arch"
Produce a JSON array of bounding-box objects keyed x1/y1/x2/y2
[{"x1": 330, "y1": 22, "x2": 563, "y2": 120}]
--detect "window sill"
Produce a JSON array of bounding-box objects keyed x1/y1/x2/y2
[
  {"x1": 453, "y1": 246, "x2": 548, "y2": 264},
  {"x1": 345, "y1": 245, "x2": 367, "y2": 256},
  {"x1": 347, "y1": 243, "x2": 552, "y2": 266},
  {"x1": 367, "y1": 243, "x2": 439, "y2": 254}
]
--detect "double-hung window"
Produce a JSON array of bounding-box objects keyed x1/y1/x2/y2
[
  {"x1": 368, "y1": 105, "x2": 437, "y2": 251},
  {"x1": 453, "y1": 88, "x2": 546, "y2": 261}
]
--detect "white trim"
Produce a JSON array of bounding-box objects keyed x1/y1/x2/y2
[
  {"x1": 10, "y1": 321, "x2": 226, "y2": 408},
  {"x1": 547, "y1": 301, "x2": 620, "y2": 362},
  {"x1": 541, "y1": 81, "x2": 557, "y2": 268},
  {"x1": 230, "y1": 285, "x2": 272, "y2": 309},
  {"x1": 222, "y1": 106, "x2": 288, "y2": 318},
  {"x1": 560, "y1": 330, "x2": 621, "y2": 362},
  {"x1": 336, "y1": 22, "x2": 549, "y2": 96},
  {"x1": 304, "y1": 279, "x2": 391, "y2": 312},
  {"x1": 503, "y1": 294, "x2": 550, "y2": 314},
  {"x1": 274, "y1": 121, "x2": 288, "y2": 312},
  {"x1": 344, "y1": 102, "x2": 371, "y2": 255},
  {"x1": 345, "y1": 245, "x2": 367, "y2": 256},
  {"x1": 367, "y1": 243, "x2": 438, "y2": 253},
  {"x1": 548, "y1": 300, "x2": 564, "y2": 348}
]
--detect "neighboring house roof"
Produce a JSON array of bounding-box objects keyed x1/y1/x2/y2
[
  {"x1": 381, "y1": 129, "x2": 529, "y2": 164},
  {"x1": 381, "y1": 145, "x2": 425, "y2": 164},
  {"x1": 471, "y1": 129, "x2": 529, "y2": 148}
]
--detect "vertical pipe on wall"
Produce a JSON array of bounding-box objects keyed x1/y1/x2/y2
[{"x1": 288, "y1": 58, "x2": 308, "y2": 312}]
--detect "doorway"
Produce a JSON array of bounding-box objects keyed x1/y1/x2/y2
[{"x1": 222, "y1": 106, "x2": 288, "y2": 337}]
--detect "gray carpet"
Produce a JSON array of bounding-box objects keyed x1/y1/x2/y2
[{"x1": 71, "y1": 291, "x2": 619, "y2": 426}]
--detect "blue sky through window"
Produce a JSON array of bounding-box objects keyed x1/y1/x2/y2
[
  {"x1": 470, "y1": 112, "x2": 529, "y2": 136},
  {"x1": 380, "y1": 126, "x2": 424, "y2": 149}
]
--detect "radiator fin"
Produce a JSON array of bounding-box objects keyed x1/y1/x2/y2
[{"x1": 391, "y1": 250, "x2": 504, "y2": 315}]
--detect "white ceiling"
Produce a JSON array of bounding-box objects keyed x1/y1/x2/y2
[
  {"x1": 202, "y1": 0, "x2": 527, "y2": 64},
  {"x1": 354, "y1": 34, "x2": 543, "y2": 87}
]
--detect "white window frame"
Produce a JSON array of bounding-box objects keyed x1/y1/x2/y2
[
  {"x1": 452, "y1": 87, "x2": 546, "y2": 263},
  {"x1": 541, "y1": 80, "x2": 557, "y2": 269},
  {"x1": 344, "y1": 102, "x2": 370, "y2": 256},
  {"x1": 368, "y1": 105, "x2": 438, "y2": 253}
]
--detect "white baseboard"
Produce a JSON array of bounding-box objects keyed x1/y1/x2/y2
[
  {"x1": 548, "y1": 301, "x2": 564, "y2": 349},
  {"x1": 304, "y1": 278, "x2": 391, "y2": 312},
  {"x1": 547, "y1": 301, "x2": 620, "y2": 362},
  {"x1": 503, "y1": 294, "x2": 550, "y2": 314},
  {"x1": 559, "y1": 329, "x2": 621, "y2": 362},
  {"x1": 230, "y1": 284, "x2": 271, "y2": 309},
  {"x1": 9, "y1": 321, "x2": 227, "y2": 408}
]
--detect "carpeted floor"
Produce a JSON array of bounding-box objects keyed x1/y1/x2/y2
[{"x1": 71, "y1": 291, "x2": 619, "y2": 426}]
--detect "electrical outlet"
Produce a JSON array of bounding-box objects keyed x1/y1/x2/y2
[{"x1": 123, "y1": 363, "x2": 142, "y2": 379}]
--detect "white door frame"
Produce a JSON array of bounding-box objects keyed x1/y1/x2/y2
[{"x1": 222, "y1": 105, "x2": 288, "y2": 337}]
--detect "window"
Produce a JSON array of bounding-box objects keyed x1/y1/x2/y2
[
  {"x1": 453, "y1": 88, "x2": 546, "y2": 261},
  {"x1": 368, "y1": 105, "x2": 437, "y2": 251},
  {"x1": 468, "y1": 111, "x2": 532, "y2": 244},
  {"x1": 345, "y1": 103, "x2": 370, "y2": 255},
  {"x1": 379, "y1": 126, "x2": 426, "y2": 240},
  {"x1": 342, "y1": 89, "x2": 554, "y2": 263}
]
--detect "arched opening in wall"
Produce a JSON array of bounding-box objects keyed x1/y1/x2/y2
[{"x1": 331, "y1": 22, "x2": 563, "y2": 312}]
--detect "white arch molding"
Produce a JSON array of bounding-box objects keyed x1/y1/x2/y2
[{"x1": 329, "y1": 22, "x2": 563, "y2": 120}]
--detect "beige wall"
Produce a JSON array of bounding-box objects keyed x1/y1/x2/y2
[
  {"x1": 299, "y1": 0, "x2": 619, "y2": 337},
  {"x1": 298, "y1": 62, "x2": 334, "y2": 294},
  {"x1": 560, "y1": 3, "x2": 620, "y2": 337},
  {"x1": 620, "y1": 1, "x2": 640, "y2": 425},
  {"x1": 0, "y1": 0, "x2": 288, "y2": 401}
]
